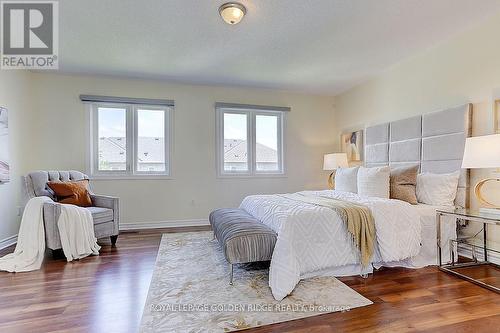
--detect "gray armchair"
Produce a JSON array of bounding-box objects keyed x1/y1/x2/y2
[{"x1": 23, "y1": 170, "x2": 120, "y2": 252}]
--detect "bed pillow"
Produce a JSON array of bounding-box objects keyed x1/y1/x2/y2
[
  {"x1": 390, "y1": 165, "x2": 418, "y2": 204},
  {"x1": 334, "y1": 167, "x2": 359, "y2": 193},
  {"x1": 47, "y1": 179, "x2": 93, "y2": 207},
  {"x1": 357, "y1": 166, "x2": 390, "y2": 198},
  {"x1": 416, "y1": 171, "x2": 460, "y2": 206}
]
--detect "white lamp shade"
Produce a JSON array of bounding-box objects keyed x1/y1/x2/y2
[
  {"x1": 323, "y1": 153, "x2": 348, "y2": 170},
  {"x1": 462, "y1": 134, "x2": 500, "y2": 169}
]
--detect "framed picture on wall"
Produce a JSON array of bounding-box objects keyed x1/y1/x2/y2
[
  {"x1": 0, "y1": 107, "x2": 9, "y2": 183},
  {"x1": 341, "y1": 129, "x2": 363, "y2": 162},
  {"x1": 496, "y1": 99, "x2": 500, "y2": 133}
]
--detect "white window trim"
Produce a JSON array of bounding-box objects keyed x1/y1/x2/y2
[
  {"x1": 216, "y1": 107, "x2": 286, "y2": 178},
  {"x1": 133, "y1": 104, "x2": 171, "y2": 177},
  {"x1": 86, "y1": 102, "x2": 172, "y2": 179}
]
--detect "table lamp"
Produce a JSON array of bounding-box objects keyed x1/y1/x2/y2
[
  {"x1": 323, "y1": 153, "x2": 348, "y2": 189},
  {"x1": 461, "y1": 134, "x2": 500, "y2": 214}
]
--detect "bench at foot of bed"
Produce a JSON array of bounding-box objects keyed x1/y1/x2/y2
[{"x1": 209, "y1": 208, "x2": 277, "y2": 284}]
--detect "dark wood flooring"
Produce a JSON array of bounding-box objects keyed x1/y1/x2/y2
[{"x1": 0, "y1": 228, "x2": 499, "y2": 333}]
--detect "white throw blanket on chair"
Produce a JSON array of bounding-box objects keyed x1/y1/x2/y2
[
  {"x1": 0, "y1": 197, "x2": 100, "y2": 273},
  {"x1": 58, "y1": 203, "x2": 101, "y2": 261}
]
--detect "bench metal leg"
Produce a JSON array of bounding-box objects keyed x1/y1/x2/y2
[{"x1": 229, "y1": 264, "x2": 234, "y2": 285}]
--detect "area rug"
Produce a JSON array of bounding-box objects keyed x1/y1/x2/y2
[{"x1": 139, "y1": 231, "x2": 372, "y2": 332}]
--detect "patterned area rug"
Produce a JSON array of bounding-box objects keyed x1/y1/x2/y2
[{"x1": 139, "y1": 232, "x2": 372, "y2": 332}]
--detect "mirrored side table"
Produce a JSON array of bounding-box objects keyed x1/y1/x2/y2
[{"x1": 436, "y1": 208, "x2": 500, "y2": 293}]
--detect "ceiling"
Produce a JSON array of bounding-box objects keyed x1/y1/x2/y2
[{"x1": 59, "y1": 0, "x2": 500, "y2": 95}]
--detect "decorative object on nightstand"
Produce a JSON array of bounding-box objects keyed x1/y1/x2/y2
[
  {"x1": 462, "y1": 134, "x2": 500, "y2": 216},
  {"x1": 323, "y1": 153, "x2": 348, "y2": 189}
]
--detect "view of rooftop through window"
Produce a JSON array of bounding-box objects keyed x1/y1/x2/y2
[
  {"x1": 97, "y1": 107, "x2": 166, "y2": 172},
  {"x1": 137, "y1": 109, "x2": 166, "y2": 172},
  {"x1": 223, "y1": 112, "x2": 279, "y2": 172},
  {"x1": 98, "y1": 107, "x2": 127, "y2": 171},
  {"x1": 256, "y1": 114, "x2": 279, "y2": 171},
  {"x1": 223, "y1": 113, "x2": 248, "y2": 171}
]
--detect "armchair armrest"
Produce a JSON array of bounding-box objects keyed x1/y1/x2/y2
[
  {"x1": 91, "y1": 194, "x2": 119, "y2": 210},
  {"x1": 43, "y1": 201, "x2": 62, "y2": 250},
  {"x1": 90, "y1": 194, "x2": 120, "y2": 235},
  {"x1": 43, "y1": 201, "x2": 61, "y2": 220}
]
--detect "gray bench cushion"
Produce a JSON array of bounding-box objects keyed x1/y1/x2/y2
[{"x1": 209, "y1": 208, "x2": 277, "y2": 264}]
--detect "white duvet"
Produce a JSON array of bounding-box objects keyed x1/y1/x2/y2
[{"x1": 240, "y1": 190, "x2": 422, "y2": 301}]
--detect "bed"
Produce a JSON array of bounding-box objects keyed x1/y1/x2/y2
[{"x1": 239, "y1": 104, "x2": 472, "y2": 301}]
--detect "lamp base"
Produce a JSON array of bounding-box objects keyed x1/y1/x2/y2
[
  {"x1": 474, "y1": 178, "x2": 500, "y2": 209},
  {"x1": 327, "y1": 170, "x2": 336, "y2": 189}
]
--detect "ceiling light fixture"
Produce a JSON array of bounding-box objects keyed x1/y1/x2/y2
[{"x1": 219, "y1": 2, "x2": 246, "y2": 25}]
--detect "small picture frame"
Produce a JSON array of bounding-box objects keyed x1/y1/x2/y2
[
  {"x1": 341, "y1": 130, "x2": 363, "y2": 162},
  {"x1": 0, "y1": 107, "x2": 9, "y2": 183},
  {"x1": 495, "y1": 99, "x2": 500, "y2": 134}
]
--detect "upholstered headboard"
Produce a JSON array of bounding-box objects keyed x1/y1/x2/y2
[{"x1": 365, "y1": 104, "x2": 472, "y2": 208}]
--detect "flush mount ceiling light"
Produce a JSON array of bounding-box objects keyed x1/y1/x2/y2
[{"x1": 219, "y1": 2, "x2": 246, "y2": 25}]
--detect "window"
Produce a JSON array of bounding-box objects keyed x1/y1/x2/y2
[
  {"x1": 216, "y1": 103, "x2": 287, "y2": 176},
  {"x1": 97, "y1": 106, "x2": 127, "y2": 171},
  {"x1": 136, "y1": 108, "x2": 167, "y2": 173},
  {"x1": 88, "y1": 102, "x2": 171, "y2": 177},
  {"x1": 223, "y1": 113, "x2": 249, "y2": 172}
]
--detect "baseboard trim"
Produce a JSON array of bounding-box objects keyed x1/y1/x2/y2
[
  {"x1": 0, "y1": 219, "x2": 210, "y2": 249},
  {"x1": 119, "y1": 219, "x2": 210, "y2": 231},
  {"x1": 0, "y1": 234, "x2": 18, "y2": 250},
  {"x1": 458, "y1": 247, "x2": 500, "y2": 265}
]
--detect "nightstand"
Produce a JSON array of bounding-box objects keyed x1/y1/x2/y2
[{"x1": 436, "y1": 208, "x2": 500, "y2": 293}]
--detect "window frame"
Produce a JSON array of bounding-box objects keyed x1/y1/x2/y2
[
  {"x1": 216, "y1": 107, "x2": 286, "y2": 177},
  {"x1": 133, "y1": 104, "x2": 171, "y2": 176},
  {"x1": 88, "y1": 102, "x2": 172, "y2": 179}
]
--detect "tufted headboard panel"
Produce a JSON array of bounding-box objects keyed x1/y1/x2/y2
[
  {"x1": 421, "y1": 104, "x2": 472, "y2": 208},
  {"x1": 364, "y1": 104, "x2": 472, "y2": 208},
  {"x1": 365, "y1": 122, "x2": 390, "y2": 168}
]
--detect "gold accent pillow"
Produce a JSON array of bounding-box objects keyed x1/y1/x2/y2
[{"x1": 390, "y1": 165, "x2": 418, "y2": 204}]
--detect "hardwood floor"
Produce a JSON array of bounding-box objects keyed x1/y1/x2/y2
[{"x1": 0, "y1": 228, "x2": 499, "y2": 333}]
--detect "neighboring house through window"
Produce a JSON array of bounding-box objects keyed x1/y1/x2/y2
[
  {"x1": 216, "y1": 102, "x2": 288, "y2": 176},
  {"x1": 81, "y1": 95, "x2": 173, "y2": 178}
]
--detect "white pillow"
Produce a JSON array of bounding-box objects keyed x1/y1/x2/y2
[
  {"x1": 416, "y1": 171, "x2": 460, "y2": 206},
  {"x1": 357, "y1": 166, "x2": 390, "y2": 198},
  {"x1": 334, "y1": 167, "x2": 359, "y2": 193}
]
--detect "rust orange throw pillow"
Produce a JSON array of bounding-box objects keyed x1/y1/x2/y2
[{"x1": 47, "y1": 179, "x2": 93, "y2": 207}]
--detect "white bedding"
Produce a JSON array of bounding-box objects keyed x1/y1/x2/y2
[
  {"x1": 378, "y1": 204, "x2": 456, "y2": 268},
  {"x1": 240, "y1": 190, "x2": 423, "y2": 300}
]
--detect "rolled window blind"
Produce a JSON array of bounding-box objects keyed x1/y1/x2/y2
[
  {"x1": 80, "y1": 95, "x2": 174, "y2": 107},
  {"x1": 215, "y1": 102, "x2": 290, "y2": 112}
]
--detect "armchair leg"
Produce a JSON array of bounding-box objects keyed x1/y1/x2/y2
[
  {"x1": 52, "y1": 249, "x2": 65, "y2": 260},
  {"x1": 110, "y1": 235, "x2": 118, "y2": 246}
]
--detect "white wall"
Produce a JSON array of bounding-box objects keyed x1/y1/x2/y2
[
  {"x1": 335, "y1": 11, "x2": 500, "y2": 241},
  {"x1": 0, "y1": 71, "x2": 32, "y2": 244},
  {"x1": 25, "y1": 73, "x2": 336, "y2": 227}
]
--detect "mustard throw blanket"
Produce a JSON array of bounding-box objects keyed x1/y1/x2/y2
[{"x1": 278, "y1": 193, "x2": 376, "y2": 266}]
